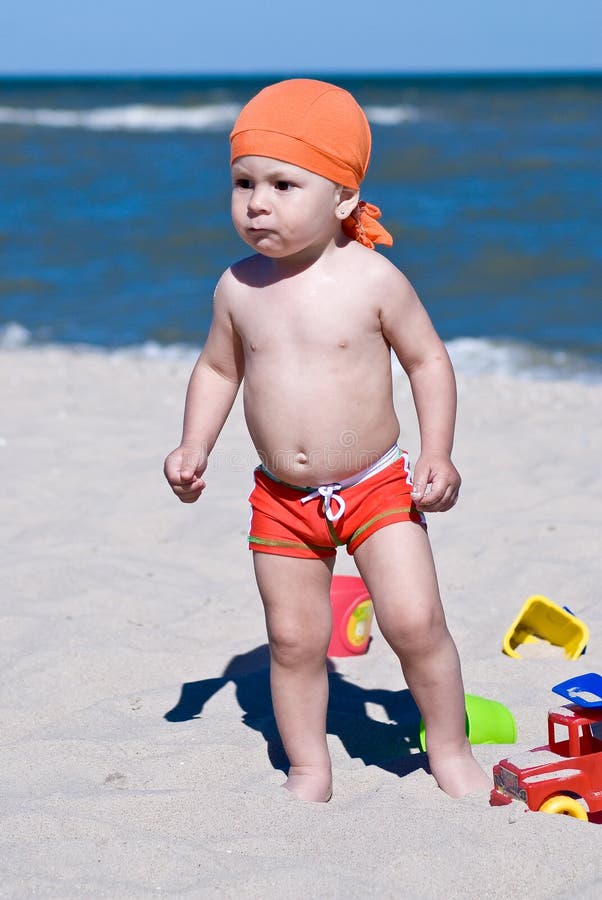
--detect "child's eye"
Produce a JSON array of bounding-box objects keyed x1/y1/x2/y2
[
  {"x1": 275, "y1": 180, "x2": 293, "y2": 191},
  {"x1": 234, "y1": 178, "x2": 252, "y2": 189}
]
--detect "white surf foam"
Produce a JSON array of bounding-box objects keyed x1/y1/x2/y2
[
  {"x1": 0, "y1": 103, "x2": 242, "y2": 132},
  {"x1": 364, "y1": 104, "x2": 422, "y2": 125},
  {"x1": 0, "y1": 102, "x2": 422, "y2": 132},
  {"x1": 2, "y1": 323, "x2": 600, "y2": 382},
  {"x1": 445, "y1": 337, "x2": 602, "y2": 383},
  {"x1": 0, "y1": 322, "x2": 30, "y2": 349}
]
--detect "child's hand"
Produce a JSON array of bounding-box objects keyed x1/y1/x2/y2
[
  {"x1": 410, "y1": 453, "x2": 461, "y2": 512},
  {"x1": 164, "y1": 445, "x2": 207, "y2": 503}
]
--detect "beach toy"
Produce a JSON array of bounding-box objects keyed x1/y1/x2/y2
[
  {"x1": 491, "y1": 704, "x2": 602, "y2": 821},
  {"x1": 552, "y1": 673, "x2": 602, "y2": 708},
  {"x1": 502, "y1": 594, "x2": 589, "y2": 660},
  {"x1": 419, "y1": 693, "x2": 517, "y2": 751},
  {"x1": 327, "y1": 575, "x2": 374, "y2": 657}
]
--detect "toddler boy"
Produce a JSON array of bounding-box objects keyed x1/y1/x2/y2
[{"x1": 165, "y1": 79, "x2": 490, "y2": 802}]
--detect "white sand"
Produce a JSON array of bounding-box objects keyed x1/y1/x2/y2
[{"x1": 1, "y1": 346, "x2": 602, "y2": 899}]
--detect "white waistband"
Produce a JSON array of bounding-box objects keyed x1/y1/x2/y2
[{"x1": 300, "y1": 445, "x2": 402, "y2": 523}]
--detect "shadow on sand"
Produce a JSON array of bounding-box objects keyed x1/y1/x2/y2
[{"x1": 165, "y1": 643, "x2": 429, "y2": 781}]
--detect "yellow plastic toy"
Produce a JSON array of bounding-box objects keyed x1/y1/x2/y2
[{"x1": 502, "y1": 594, "x2": 589, "y2": 660}]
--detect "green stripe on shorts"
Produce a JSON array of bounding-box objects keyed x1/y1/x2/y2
[
  {"x1": 248, "y1": 535, "x2": 333, "y2": 553},
  {"x1": 349, "y1": 506, "x2": 413, "y2": 546}
]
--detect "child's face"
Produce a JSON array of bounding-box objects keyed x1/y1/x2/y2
[{"x1": 231, "y1": 156, "x2": 345, "y2": 260}]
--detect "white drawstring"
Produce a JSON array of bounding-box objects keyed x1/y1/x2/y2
[
  {"x1": 299, "y1": 445, "x2": 402, "y2": 524},
  {"x1": 301, "y1": 484, "x2": 345, "y2": 522}
]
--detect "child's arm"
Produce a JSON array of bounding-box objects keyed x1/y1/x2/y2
[
  {"x1": 380, "y1": 269, "x2": 460, "y2": 513},
  {"x1": 164, "y1": 275, "x2": 244, "y2": 503}
]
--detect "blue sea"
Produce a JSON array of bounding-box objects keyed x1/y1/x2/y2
[{"x1": 1, "y1": 74, "x2": 601, "y2": 381}]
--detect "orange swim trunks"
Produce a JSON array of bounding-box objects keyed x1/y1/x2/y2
[{"x1": 248, "y1": 447, "x2": 426, "y2": 560}]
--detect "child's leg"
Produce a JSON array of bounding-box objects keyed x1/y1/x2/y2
[
  {"x1": 354, "y1": 522, "x2": 491, "y2": 797},
  {"x1": 253, "y1": 551, "x2": 335, "y2": 802}
]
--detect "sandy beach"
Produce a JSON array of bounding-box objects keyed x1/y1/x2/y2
[{"x1": 2, "y1": 345, "x2": 602, "y2": 899}]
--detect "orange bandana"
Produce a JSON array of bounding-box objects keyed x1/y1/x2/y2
[{"x1": 230, "y1": 79, "x2": 393, "y2": 250}]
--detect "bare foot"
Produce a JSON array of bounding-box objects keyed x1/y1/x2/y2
[
  {"x1": 282, "y1": 765, "x2": 332, "y2": 803},
  {"x1": 428, "y1": 747, "x2": 492, "y2": 798}
]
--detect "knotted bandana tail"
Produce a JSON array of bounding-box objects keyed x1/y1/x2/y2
[{"x1": 342, "y1": 200, "x2": 393, "y2": 250}]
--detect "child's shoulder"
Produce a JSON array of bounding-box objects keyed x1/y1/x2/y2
[
  {"x1": 342, "y1": 242, "x2": 416, "y2": 298},
  {"x1": 213, "y1": 254, "x2": 265, "y2": 305},
  {"x1": 220, "y1": 254, "x2": 273, "y2": 292}
]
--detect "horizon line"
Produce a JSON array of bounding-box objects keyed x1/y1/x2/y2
[{"x1": 1, "y1": 68, "x2": 601, "y2": 81}]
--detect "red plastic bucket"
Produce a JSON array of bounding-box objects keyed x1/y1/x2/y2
[{"x1": 328, "y1": 575, "x2": 374, "y2": 657}]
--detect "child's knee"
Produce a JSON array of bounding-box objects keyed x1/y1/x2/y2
[
  {"x1": 382, "y1": 605, "x2": 448, "y2": 655},
  {"x1": 268, "y1": 621, "x2": 330, "y2": 666}
]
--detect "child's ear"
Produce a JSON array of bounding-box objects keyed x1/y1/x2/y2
[{"x1": 335, "y1": 187, "x2": 360, "y2": 220}]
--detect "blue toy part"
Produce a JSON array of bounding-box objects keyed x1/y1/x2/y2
[{"x1": 552, "y1": 673, "x2": 602, "y2": 708}]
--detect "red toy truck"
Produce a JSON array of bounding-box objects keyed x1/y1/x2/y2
[{"x1": 490, "y1": 704, "x2": 602, "y2": 820}]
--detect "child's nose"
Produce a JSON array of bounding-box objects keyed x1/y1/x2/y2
[{"x1": 247, "y1": 186, "x2": 270, "y2": 215}]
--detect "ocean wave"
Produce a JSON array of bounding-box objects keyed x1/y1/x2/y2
[
  {"x1": 0, "y1": 102, "x2": 422, "y2": 132},
  {"x1": 0, "y1": 103, "x2": 242, "y2": 132},
  {"x1": 444, "y1": 337, "x2": 602, "y2": 384},
  {"x1": 2, "y1": 322, "x2": 600, "y2": 383},
  {"x1": 364, "y1": 104, "x2": 422, "y2": 125},
  {"x1": 0, "y1": 323, "x2": 199, "y2": 361},
  {"x1": 0, "y1": 322, "x2": 30, "y2": 348}
]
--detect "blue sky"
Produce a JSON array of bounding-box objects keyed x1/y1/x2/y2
[{"x1": 1, "y1": 0, "x2": 600, "y2": 75}]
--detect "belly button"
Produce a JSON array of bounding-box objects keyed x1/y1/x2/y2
[
  {"x1": 296, "y1": 452, "x2": 308, "y2": 465},
  {"x1": 250, "y1": 342, "x2": 257, "y2": 352}
]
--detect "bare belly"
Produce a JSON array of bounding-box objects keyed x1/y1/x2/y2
[{"x1": 243, "y1": 371, "x2": 400, "y2": 486}]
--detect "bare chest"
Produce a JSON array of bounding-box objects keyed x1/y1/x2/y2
[{"x1": 233, "y1": 288, "x2": 382, "y2": 361}]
